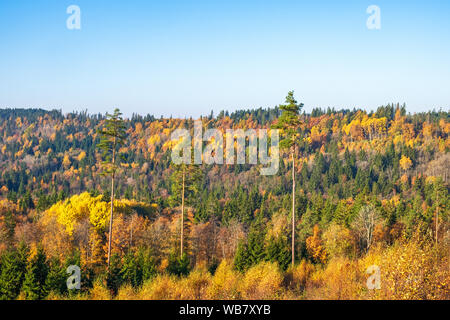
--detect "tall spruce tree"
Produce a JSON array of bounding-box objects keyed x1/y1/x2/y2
[
  {"x1": 21, "y1": 247, "x2": 49, "y2": 300},
  {"x1": 0, "y1": 243, "x2": 28, "y2": 300}
]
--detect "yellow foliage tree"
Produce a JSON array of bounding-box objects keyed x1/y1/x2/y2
[
  {"x1": 399, "y1": 155, "x2": 412, "y2": 171},
  {"x1": 306, "y1": 225, "x2": 327, "y2": 264}
]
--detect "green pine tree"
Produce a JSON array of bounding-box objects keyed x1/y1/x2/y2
[
  {"x1": 21, "y1": 247, "x2": 49, "y2": 300},
  {"x1": 234, "y1": 240, "x2": 250, "y2": 272},
  {"x1": 272, "y1": 91, "x2": 303, "y2": 268},
  {"x1": 45, "y1": 257, "x2": 67, "y2": 296},
  {"x1": 97, "y1": 108, "x2": 127, "y2": 269},
  {"x1": 170, "y1": 163, "x2": 202, "y2": 258},
  {"x1": 120, "y1": 251, "x2": 142, "y2": 288},
  {"x1": 0, "y1": 243, "x2": 28, "y2": 300},
  {"x1": 106, "y1": 253, "x2": 122, "y2": 295}
]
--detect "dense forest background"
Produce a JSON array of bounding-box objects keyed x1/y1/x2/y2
[{"x1": 0, "y1": 104, "x2": 448, "y2": 300}]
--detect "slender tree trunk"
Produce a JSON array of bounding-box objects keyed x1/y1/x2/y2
[
  {"x1": 435, "y1": 193, "x2": 439, "y2": 245},
  {"x1": 181, "y1": 167, "x2": 185, "y2": 258},
  {"x1": 107, "y1": 138, "x2": 116, "y2": 269},
  {"x1": 107, "y1": 173, "x2": 114, "y2": 269},
  {"x1": 291, "y1": 150, "x2": 295, "y2": 268},
  {"x1": 129, "y1": 217, "x2": 133, "y2": 251}
]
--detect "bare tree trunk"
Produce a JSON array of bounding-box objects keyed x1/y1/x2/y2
[
  {"x1": 107, "y1": 138, "x2": 116, "y2": 270},
  {"x1": 129, "y1": 216, "x2": 133, "y2": 251},
  {"x1": 107, "y1": 173, "x2": 114, "y2": 269},
  {"x1": 291, "y1": 150, "x2": 295, "y2": 268},
  {"x1": 181, "y1": 167, "x2": 185, "y2": 258},
  {"x1": 435, "y1": 193, "x2": 439, "y2": 245}
]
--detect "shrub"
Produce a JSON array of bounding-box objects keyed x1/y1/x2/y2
[
  {"x1": 207, "y1": 260, "x2": 240, "y2": 299},
  {"x1": 238, "y1": 261, "x2": 283, "y2": 300},
  {"x1": 138, "y1": 275, "x2": 177, "y2": 300}
]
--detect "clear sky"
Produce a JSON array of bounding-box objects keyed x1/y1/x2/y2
[{"x1": 0, "y1": 0, "x2": 449, "y2": 118}]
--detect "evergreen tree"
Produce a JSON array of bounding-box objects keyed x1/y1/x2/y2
[
  {"x1": 21, "y1": 247, "x2": 49, "y2": 300},
  {"x1": 0, "y1": 243, "x2": 28, "y2": 300},
  {"x1": 234, "y1": 240, "x2": 250, "y2": 272},
  {"x1": 170, "y1": 163, "x2": 202, "y2": 257},
  {"x1": 120, "y1": 251, "x2": 142, "y2": 288},
  {"x1": 272, "y1": 91, "x2": 303, "y2": 268},
  {"x1": 167, "y1": 251, "x2": 190, "y2": 276},
  {"x1": 265, "y1": 236, "x2": 291, "y2": 271},
  {"x1": 45, "y1": 257, "x2": 67, "y2": 296},
  {"x1": 97, "y1": 108, "x2": 127, "y2": 269},
  {"x1": 140, "y1": 249, "x2": 157, "y2": 282},
  {"x1": 106, "y1": 254, "x2": 122, "y2": 295}
]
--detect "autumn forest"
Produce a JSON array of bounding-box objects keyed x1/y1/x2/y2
[{"x1": 0, "y1": 98, "x2": 448, "y2": 300}]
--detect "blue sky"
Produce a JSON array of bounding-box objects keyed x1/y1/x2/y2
[{"x1": 0, "y1": 0, "x2": 449, "y2": 118}]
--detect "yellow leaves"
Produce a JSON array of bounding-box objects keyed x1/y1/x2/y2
[
  {"x1": 162, "y1": 128, "x2": 171, "y2": 136},
  {"x1": 77, "y1": 151, "x2": 86, "y2": 162},
  {"x1": 239, "y1": 261, "x2": 283, "y2": 300},
  {"x1": 207, "y1": 260, "x2": 240, "y2": 299},
  {"x1": 307, "y1": 256, "x2": 364, "y2": 300},
  {"x1": 375, "y1": 238, "x2": 449, "y2": 299},
  {"x1": 393, "y1": 134, "x2": 403, "y2": 145},
  {"x1": 147, "y1": 135, "x2": 161, "y2": 146},
  {"x1": 310, "y1": 125, "x2": 320, "y2": 138},
  {"x1": 43, "y1": 192, "x2": 160, "y2": 240},
  {"x1": 288, "y1": 260, "x2": 315, "y2": 292},
  {"x1": 15, "y1": 149, "x2": 24, "y2": 158},
  {"x1": 425, "y1": 176, "x2": 437, "y2": 184},
  {"x1": 89, "y1": 200, "x2": 109, "y2": 231},
  {"x1": 162, "y1": 138, "x2": 180, "y2": 152},
  {"x1": 62, "y1": 154, "x2": 71, "y2": 169},
  {"x1": 322, "y1": 224, "x2": 355, "y2": 258},
  {"x1": 422, "y1": 122, "x2": 434, "y2": 139},
  {"x1": 399, "y1": 155, "x2": 412, "y2": 171},
  {"x1": 45, "y1": 193, "x2": 105, "y2": 235}
]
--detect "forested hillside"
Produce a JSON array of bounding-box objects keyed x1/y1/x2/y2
[{"x1": 0, "y1": 104, "x2": 448, "y2": 300}]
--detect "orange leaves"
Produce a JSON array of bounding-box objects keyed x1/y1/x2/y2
[
  {"x1": 62, "y1": 154, "x2": 71, "y2": 169},
  {"x1": 77, "y1": 151, "x2": 86, "y2": 162},
  {"x1": 306, "y1": 225, "x2": 328, "y2": 264}
]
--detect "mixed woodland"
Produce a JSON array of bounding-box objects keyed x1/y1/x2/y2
[{"x1": 0, "y1": 99, "x2": 448, "y2": 300}]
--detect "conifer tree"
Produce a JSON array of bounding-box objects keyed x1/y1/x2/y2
[
  {"x1": 0, "y1": 243, "x2": 28, "y2": 300},
  {"x1": 234, "y1": 240, "x2": 250, "y2": 272},
  {"x1": 272, "y1": 91, "x2": 303, "y2": 268},
  {"x1": 21, "y1": 247, "x2": 49, "y2": 300},
  {"x1": 45, "y1": 257, "x2": 67, "y2": 296},
  {"x1": 98, "y1": 108, "x2": 127, "y2": 269},
  {"x1": 170, "y1": 163, "x2": 202, "y2": 258},
  {"x1": 106, "y1": 253, "x2": 122, "y2": 295},
  {"x1": 120, "y1": 251, "x2": 142, "y2": 288},
  {"x1": 265, "y1": 236, "x2": 291, "y2": 271}
]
